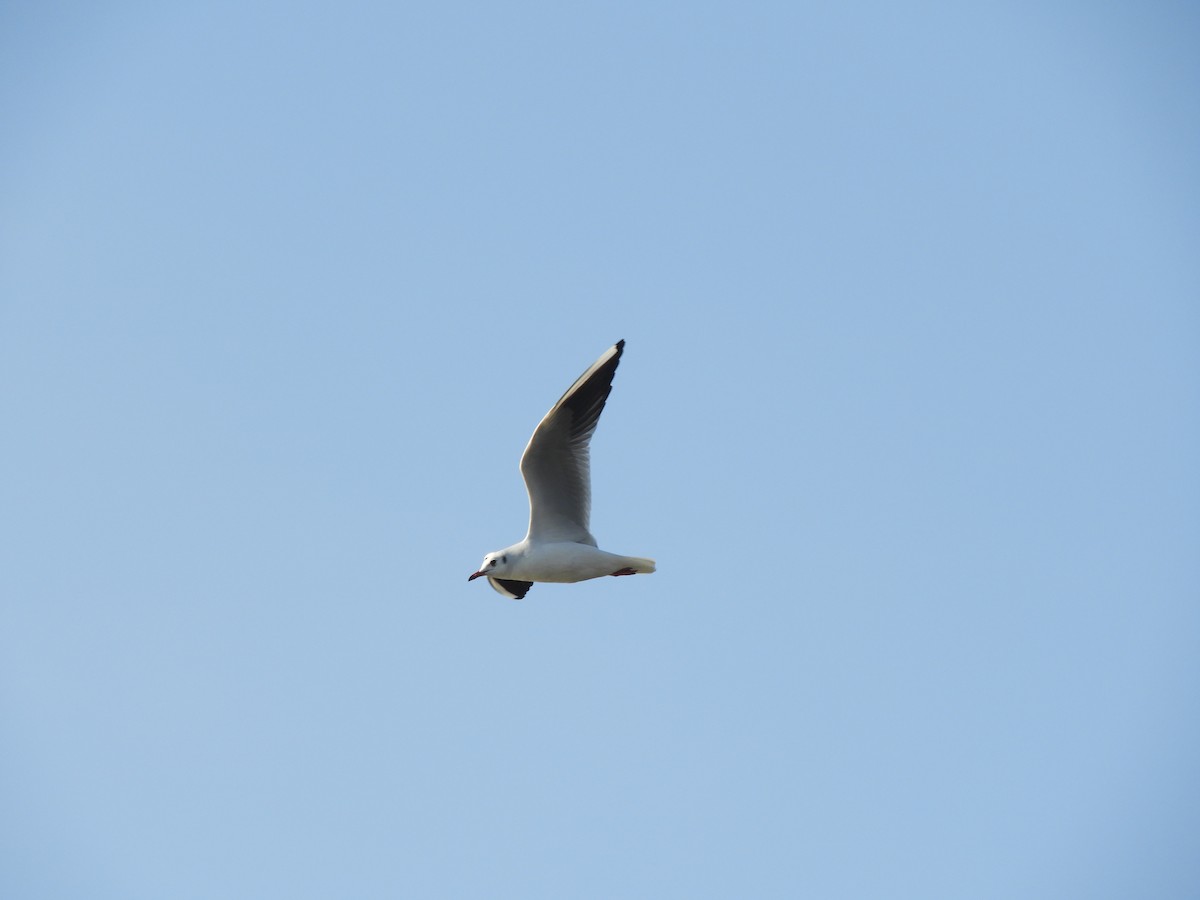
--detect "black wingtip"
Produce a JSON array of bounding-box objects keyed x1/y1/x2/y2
[{"x1": 494, "y1": 578, "x2": 533, "y2": 599}]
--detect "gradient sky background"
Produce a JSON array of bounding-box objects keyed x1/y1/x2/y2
[{"x1": 2, "y1": 3, "x2": 1198, "y2": 898}]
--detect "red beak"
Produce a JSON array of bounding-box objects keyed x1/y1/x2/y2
[{"x1": 468, "y1": 571, "x2": 485, "y2": 581}]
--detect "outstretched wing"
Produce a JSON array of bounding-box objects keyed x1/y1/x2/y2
[{"x1": 519, "y1": 340, "x2": 625, "y2": 545}]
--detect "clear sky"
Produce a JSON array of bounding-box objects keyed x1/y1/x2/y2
[{"x1": 2, "y1": 2, "x2": 1198, "y2": 898}]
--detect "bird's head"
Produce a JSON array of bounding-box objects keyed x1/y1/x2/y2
[{"x1": 468, "y1": 551, "x2": 512, "y2": 582}]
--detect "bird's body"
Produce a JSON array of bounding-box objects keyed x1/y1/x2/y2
[
  {"x1": 469, "y1": 339, "x2": 655, "y2": 599},
  {"x1": 489, "y1": 540, "x2": 655, "y2": 583}
]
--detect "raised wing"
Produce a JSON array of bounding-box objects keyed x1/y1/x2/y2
[{"x1": 520, "y1": 340, "x2": 625, "y2": 545}]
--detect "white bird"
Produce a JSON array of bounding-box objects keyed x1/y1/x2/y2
[{"x1": 469, "y1": 339, "x2": 656, "y2": 599}]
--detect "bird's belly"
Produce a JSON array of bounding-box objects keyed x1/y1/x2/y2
[{"x1": 516, "y1": 543, "x2": 624, "y2": 583}]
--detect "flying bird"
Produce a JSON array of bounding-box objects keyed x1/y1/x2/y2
[{"x1": 469, "y1": 339, "x2": 656, "y2": 599}]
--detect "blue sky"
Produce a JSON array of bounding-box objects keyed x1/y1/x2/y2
[{"x1": 2, "y1": 2, "x2": 1198, "y2": 898}]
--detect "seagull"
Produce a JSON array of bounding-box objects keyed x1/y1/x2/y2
[{"x1": 469, "y1": 339, "x2": 656, "y2": 599}]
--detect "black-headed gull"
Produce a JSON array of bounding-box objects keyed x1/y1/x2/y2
[{"x1": 469, "y1": 339, "x2": 656, "y2": 599}]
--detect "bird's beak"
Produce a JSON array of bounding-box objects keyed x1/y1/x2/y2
[{"x1": 468, "y1": 571, "x2": 485, "y2": 581}]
